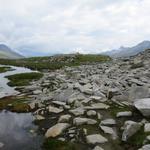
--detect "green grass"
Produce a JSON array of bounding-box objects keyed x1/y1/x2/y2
[
  {"x1": 6, "y1": 72, "x2": 43, "y2": 86},
  {"x1": 43, "y1": 139, "x2": 82, "y2": 150},
  {"x1": 0, "y1": 97, "x2": 30, "y2": 112},
  {"x1": 0, "y1": 66, "x2": 13, "y2": 73},
  {"x1": 0, "y1": 54, "x2": 111, "y2": 71}
]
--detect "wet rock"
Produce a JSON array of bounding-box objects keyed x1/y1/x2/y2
[
  {"x1": 86, "y1": 134, "x2": 108, "y2": 144},
  {"x1": 134, "y1": 98, "x2": 150, "y2": 117},
  {"x1": 48, "y1": 106, "x2": 63, "y2": 113},
  {"x1": 58, "y1": 114, "x2": 71, "y2": 123},
  {"x1": 122, "y1": 120, "x2": 142, "y2": 141},
  {"x1": 73, "y1": 117, "x2": 97, "y2": 126},
  {"x1": 87, "y1": 110, "x2": 97, "y2": 117},
  {"x1": 34, "y1": 115, "x2": 45, "y2": 121},
  {"x1": 116, "y1": 111, "x2": 132, "y2": 117},
  {"x1": 100, "y1": 119, "x2": 116, "y2": 126},
  {"x1": 45, "y1": 123, "x2": 70, "y2": 138},
  {"x1": 69, "y1": 107, "x2": 85, "y2": 116}
]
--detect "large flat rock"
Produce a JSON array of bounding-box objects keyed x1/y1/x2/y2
[
  {"x1": 134, "y1": 98, "x2": 150, "y2": 117},
  {"x1": 45, "y1": 123, "x2": 70, "y2": 138}
]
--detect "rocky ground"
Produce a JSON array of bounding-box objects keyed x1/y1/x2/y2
[{"x1": 1, "y1": 50, "x2": 150, "y2": 150}]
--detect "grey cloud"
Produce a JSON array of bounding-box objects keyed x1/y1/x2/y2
[{"x1": 0, "y1": 0, "x2": 150, "y2": 56}]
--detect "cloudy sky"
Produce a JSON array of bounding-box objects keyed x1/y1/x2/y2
[{"x1": 0, "y1": 0, "x2": 150, "y2": 56}]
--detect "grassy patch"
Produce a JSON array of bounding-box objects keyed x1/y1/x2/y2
[
  {"x1": 108, "y1": 102, "x2": 132, "y2": 117},
  {"x1": 0, "y1": 66, "x2": 13, "y2": 73},
  {"x1": 43, "y1": 139, "x2": 82, "y2": 150},
  {"x1": 0, "y1": 97, "x2": 30, "y2": 112},
  {"x1": 6, "y1": 72, "x2": 43, "y2": 86},
  {"x1": 0, "y1": 54, "x2": 111, "y2": 71}
]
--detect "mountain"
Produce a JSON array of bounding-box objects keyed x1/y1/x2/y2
[
  {"x1": 102, "y1": 40, "x2": 150, "y2": 58},
  {"x1": 0, "y1": 44, "x2": 24, "y2": 59}
]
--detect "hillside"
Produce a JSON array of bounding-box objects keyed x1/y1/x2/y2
[{"x1": 0, "y1": 44, "x2": 24, "y2": 59}]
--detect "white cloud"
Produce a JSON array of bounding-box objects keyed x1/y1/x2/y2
[{"x1": 0, "y1": 0, "x2": 150, "y2": 56}]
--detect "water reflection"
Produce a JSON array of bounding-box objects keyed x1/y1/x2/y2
[{"x1": 0, "y1": 110, "x2": 42, "y2": 150}]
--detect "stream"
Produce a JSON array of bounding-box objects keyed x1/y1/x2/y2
[{"x1": 0, "y1": 65, "x2": 43, "y2": 150}]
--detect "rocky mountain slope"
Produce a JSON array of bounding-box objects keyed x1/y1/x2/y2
[
  {"x1": 102, "y1": 40, "x2": 150, "y2": 58},
  {"x1": 8, "y1": 49, "x2": 149, "y2": 150},
  {"x1": 0, "y1": 44, "x2": 23, "y2": 59}
]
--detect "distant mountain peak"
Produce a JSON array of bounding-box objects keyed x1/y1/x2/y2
[
  {"x1": 0, "y1": 44, "x2": 24, "y2": 59},
  {"x1": 102, "y1": 40, "x2": 150, "y2": 58}
]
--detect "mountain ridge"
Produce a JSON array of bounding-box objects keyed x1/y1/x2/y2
[
  {"x1": 101, "y1": 40, "x2": 150, "y2": 58},
  {"x1": 0, "y1": 44, "x2": 24, "y2": 59}
]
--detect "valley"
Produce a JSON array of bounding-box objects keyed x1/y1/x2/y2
[{"x1": 0, "y1": 50, "x2": 150, "y2": 150}]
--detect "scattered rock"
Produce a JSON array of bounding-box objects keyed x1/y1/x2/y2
[
  {"x1": 116, "y1": 111, "x2": 132, "y2": 117},
  {"x1": 122, "y1": 120, "x2": 142, "y2": 141},
  {"x1": 100, "y1": 119, "x2": 116, "y2": 126},
  {"x1": 48, "y1": 106, "x2": 64, "y2": 113},
  {"x1": 87, "y1": 110, "x2": 97, "y2": 117},
  {"x1": 34, "y1": 115, "x2": 45, "y2": 121},
  {"x1": 58, "y1": 114, "x2": 71, "y2": 123},
  {"x1": 86, "y1": 134, "x2": 108, "y2": 144},
  {"x1": 100, "y1": 125, "x2": 118, "y2": 139},
  {"x1": 134, "y1": 98, "x2": 150, "y2": 117},
  {"x1": 144, "y1": 123, "x2": 150, "y2": 132},
  {"x1": 73, "y1": 117, "x2": 97, "y2": 126},
  {"x1": 69, "y1": 107, "x2": 85, "y2": 116},
  {"x1": 45, "y1": 123, "x2": 70, "y2": 138},
  {"x1": 93, "y1": 146, "x2": 104, "y2": 150}
]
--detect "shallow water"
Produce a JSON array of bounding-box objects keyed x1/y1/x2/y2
[
  {"x1": 0, "y1": 110, "x2": 42, "y2": 150},
  {"x1": 0, "y1": 65, "x2": 36, "y2": 98}
]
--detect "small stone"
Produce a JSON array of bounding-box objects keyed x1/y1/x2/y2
[
  {"x1": 97, "y1": 113, "x2": 102, "y2": 120},
  {"x1": 48, "y1": 106, "x2": 63, "y2": 113},
  {"x1": 86, "y1": 134, "x2": 108, "y2": 144},
  {"x1": 34, "y1": 115, "x2": 45, "y2": 121},
  {"x1": 33, "y1": 90, "x2": 42, "y2": 95},
  {"x1": 146, "y1": 135, "x2": 150, "y2": 141},
  {"x1": 73, "y1": 117, "x2": 97, "y2": 126},
  {"x1": 87, "y1": 110, "x2": 97, "y2": 117},
  {"x1": 100, "y1": 119, "x2": 116, "y2": 126},
  {"x1": 144, "y1": 123, "x2": 150, "y2": 132},
  {"x1": 69, "y1": 107, "x2": 85, "y2": 116},
  {"x1": 93, "y1": 146, "x2": 104, "y2": 150},
  {"x1": 116, "y1": 111, "x2": 132, "y2": 117},
  {"x1": 100, "y1": 125, "x2": 118, "y2": 140},
  {"x1": 58, "y1": 115, "x2": 71, "y2": 123}
]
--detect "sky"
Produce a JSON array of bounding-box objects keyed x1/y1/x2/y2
[{"x1": 0, "y1": 0, "x2": 150, "y2": 56}]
